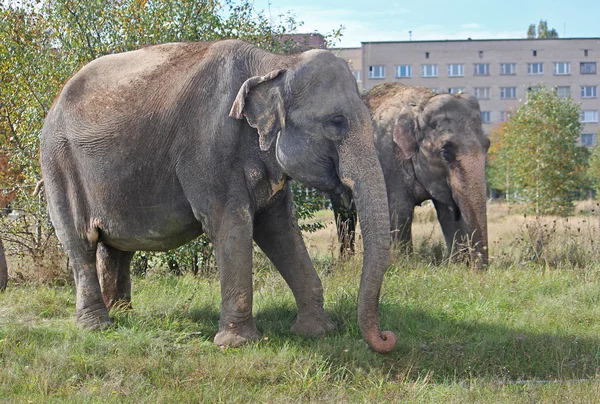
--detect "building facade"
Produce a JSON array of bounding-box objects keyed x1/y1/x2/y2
[{"x1": 333, "y1": 38, "x2": 600, "y2": 145}]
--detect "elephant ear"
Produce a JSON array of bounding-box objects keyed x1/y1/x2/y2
[
  {"x1": 393, "y1": 104, "x2": 419, "y2": 160},
  {"x1": 229, "y1": 69, "x2": 286, "y2": 151}
]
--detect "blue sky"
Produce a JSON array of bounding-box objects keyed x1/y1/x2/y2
[{"x1": 250, "y1": 0, "x2": 600, "y2": 47}]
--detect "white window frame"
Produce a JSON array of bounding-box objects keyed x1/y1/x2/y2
[
  {"x1": 528, "y1": 63, "x2": 544, "y2": 75},
  {"x1": 500, "y1": 63, "x2": 516, "y2": 75},
  {"x1": 480, "y1": 111, "x2": 491, "y2": 123},
  {"x1": 448, "y1": 87, "x2": 465, "y2": 94},
  {"x1": 473, "y1": 63, "x2": 490, "y2": 76},
  {"x1": 447, "y1": 63, "x2": 464, "y2": 77},
  {"x1": 581, "y1": 86, "x2": 597, "y2": 98},
  {"x1": 368, "y1": 65, "x2": 385, "y2": 79},
  {"x1": 429, "y1": 88, "x2": 440, "y2": 94},
  {"x1": 500, "y1": 87, "x2": 517, "y2": 99},
  {"x1": 395, "y1": 65, "x2": 412, "y2": 78},
  {"x1": 580, "y1": 62, "x2": 597, "y2": 74},
  {"x1": 352, "y1": 70, "x2": 362, "y2": 82},
  {"x1": 556, "y1": 86, "x2": 571, "y2": 98},
  {"x1": 581, "y1": 110, "x2": 599, "y2": 123},
  {"x1": 553, "y1": 62, "x2": 570, "y2": 75},
  {"x1": 421, "y1": 64, "x2": 438, "y2": 77},
  {"x1": 473, "y1": 87, "x2": 491, "y2": 100},
  {"x1": 581, "y1": 133, "x2": 597, "y2": 146}
]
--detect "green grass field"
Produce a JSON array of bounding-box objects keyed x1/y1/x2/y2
[{"x1": 2, "y1": 204, "x2": 600, "y2": 402}]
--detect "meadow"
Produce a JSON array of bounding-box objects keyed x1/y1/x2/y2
[{"x1": 1, "y1": 201, "x2": 600, "y2": 402}]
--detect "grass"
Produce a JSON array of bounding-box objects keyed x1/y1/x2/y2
[{"x1": 2, "y1": 202, "x2": 600, "y2": 402}]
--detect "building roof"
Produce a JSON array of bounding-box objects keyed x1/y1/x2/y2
[{"x1": 361, "y1": 37, "x2": 600, "y2": 45}]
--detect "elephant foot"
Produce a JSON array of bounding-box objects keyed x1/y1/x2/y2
[
  {"x1": 214, "y1": 323, "x2": 261, "y2": 348},
  {"x1": 76, "y1": 305, "x2": 112, "y2": 331},
  {"x1": 291, "y1": 311, "x2": 336, "y2": 337},
  {"x1": 106, "y1": 298, "x2": 132, "y2": 313}
]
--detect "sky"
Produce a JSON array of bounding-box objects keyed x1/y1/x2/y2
[{"x1": 250, "y1": 0, "x2": 600, "y2": 47}]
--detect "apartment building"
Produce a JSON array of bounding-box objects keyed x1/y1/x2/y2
[{"x1": 333, "y1": 38, "x2": 600, "y2": 145}]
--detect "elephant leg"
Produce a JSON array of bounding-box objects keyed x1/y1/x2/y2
[
  {"x1": 331, "y1": 195, "x2": 357, "y2": 256},
  {"x1": 254, "y1": 192, "x2": 335, "y2": 336},
  {"x1": 0, "y1": 237, "x2": 7, "y2": 291},
  {"x1": 97, "y1": 242, "x2": 134, "y2": 311},
  {"x1": 212, "y1": 206, "x2": 261, "y2": 347},
  {"x1": 67, "y1": 243, "x2": 111, "y2": 330},
  {"x1": 389, "y1": 204, "x2": 414, "y2": 253},
  {"x1": 433, "y1": 200, "x2": 467, "y2": 261}
]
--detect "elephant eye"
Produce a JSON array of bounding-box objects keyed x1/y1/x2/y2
[
  {"x1": 331, "y1": 115, "x2": 345, "y2": 127},
  {"x1": 440, "y1": 142, "x2": 456, "y2": 163},
  {"x1": 323, "y1": 115, "x2": 348, "y2": 141}
]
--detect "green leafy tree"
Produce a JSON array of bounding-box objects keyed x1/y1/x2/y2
[
  {"x1": 527, "y1": 19, "x2": 559, "y2": 39},
  {"x1": 487, "y1": 86, "x2": 588, "y2": 216},
  {"x1": 0, "y1": 0, "x2": 341, "y2": 277}
]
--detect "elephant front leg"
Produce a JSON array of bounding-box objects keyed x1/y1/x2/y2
[
  {"x1": 253, "y1": 192, "x2": 335, "y2": 337},
  {"x1": 389, "y1": 203, "x2": 414, "y2": 253},
  {"x1": 212, "y1": 208, "x2": 261, "y2": 347}
]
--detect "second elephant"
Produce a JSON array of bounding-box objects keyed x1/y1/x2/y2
[{"x1": 334, "y1": 83, "x2": 490, "y2": 266}]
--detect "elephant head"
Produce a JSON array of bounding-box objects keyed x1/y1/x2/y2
[
  {"x1": 230, "y1": 50, "x2": 396, "y2": 353},
  {"x1": 394, "y1": 93, "x2": 490, "y2": 267}
]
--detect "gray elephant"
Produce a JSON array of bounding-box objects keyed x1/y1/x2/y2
[
  {"x1": 334, "y1": 83, "x2": 489, "y2": 266},
  {"x1": 40, "y1": 40, "x2": 396, "y2": 353}
]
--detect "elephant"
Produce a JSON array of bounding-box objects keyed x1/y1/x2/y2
[
  {"x1": 40, "y1": 40, "x2": 396, "y2": 353},
  {"x1": 0, "y1": 234, "x2": 7, "y2": 291},
  {"x1": 334, "y1": 83, "x2": 489, "y2": 267}
]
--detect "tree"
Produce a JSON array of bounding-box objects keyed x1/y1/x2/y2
[
  {"x1": 527, "y1": 19, "x2": 559, "y2": 39},
  {"x1": 487, "y1": 86, "x2": 588, "y2": 216}
]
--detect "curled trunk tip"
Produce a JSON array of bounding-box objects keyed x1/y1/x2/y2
[{"x1": 364, "y1": 329, "x2": 397, "y2": 353}]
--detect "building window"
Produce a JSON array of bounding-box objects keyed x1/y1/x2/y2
[
  {"x1": 528, "y1": 86, "x2": 542, "y2": 94},
  {"x1": 500, "y1": 111, "x2": 511, "y2": 122},
  {"x1": 368, "y1": 65, "x2": 385, "y2": 79},
  {"x1": 556, "y1": 86, "x2": 571, "y2": 98},
  {"x1": 425, "y1": 52, "x2": 430, "y2": 59},
  {"x1": 553, "y1": 62, "x2": 570, "y2": 75},
  {"x1": 581, "y1": 86, "x2": 597, "y2": 98},
  {"x1": 478, "y1": 51, "x2": 484, "y2": 59},
  {"x1": 429, "y1": 88, "x2": 440, "y2": 94},
  {"x1": 500, "y1": 87, "x2": 517, "y2": 99},
  {"x1": 473, "y1": 87, "x2": 491, "y2": 100},
  {"x1": 448, "y1": 87, "x2": 465, "y2": 94},
  {"x1": 533, "y1": 50, "x2": 537, "y2": 57},
  {"x1": 528, "y1": 63, "x2": 544, "y2": 75},
  {"x1": 580, "y1": 62, "x2": 597, "y2": 74},
  {"x1": 581, "y1": 110, "x2": 598, "y2": 123},
  {"x1": 581, "y1": 133, "x2": 597, "y2": 146},
  {"x1": 500, "y1": 63, "x2": 517, "y2": 75},
  {"x1": 395, "y1": 65, "x2": 412, "y2": 78},
  {"x1": 352, "y1": 70, "x2": 362, "y2": 82},
  {"x1": 473, "y1": 63, "x2": 490, "y2": 76},
  {"x1": 447, "y1": 64, "x2": 464, "y2": 77},
  {"x1": 584, "y1": 49, "x2": 589, "y2": 57},
  {"x1": 421, "y1": 64, "x2": 438, "y2": 77},
  {"x1": 480, "y1": 111, "x2": 491, "y2": 123}
]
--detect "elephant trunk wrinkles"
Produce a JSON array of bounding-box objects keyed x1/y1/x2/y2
[
  {"x1": 338, "y1": 123, "x2": 396, "y2": 353},
  {"x1": 0, "y1": 238, "x2": 7, "y2": 291},
  {"x1": 451, "y1": 154, "x2": 488, "y2": 268}
]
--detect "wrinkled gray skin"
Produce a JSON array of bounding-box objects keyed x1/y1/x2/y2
[
  {"x1": 335, "y1": 83, "x2": 489, "y2": 267},
  {"x1": 40, "y1": 40, "x2": 395, "y2": 353}
]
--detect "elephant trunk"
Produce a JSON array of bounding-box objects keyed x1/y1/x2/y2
[
  {"x1": 451, "y1": 154, "x2": 488, "y2": 268},
  {"x1": 338, "y1": 121, "x2": 396, "y2": 353},
  {"x1": 0, "y1": 237, "x2": 7, "y2": 291}
]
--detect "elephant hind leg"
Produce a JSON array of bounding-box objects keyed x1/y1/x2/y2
[{"x1": 97, "y1": 242, "x2": 134, "y2": 311}]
